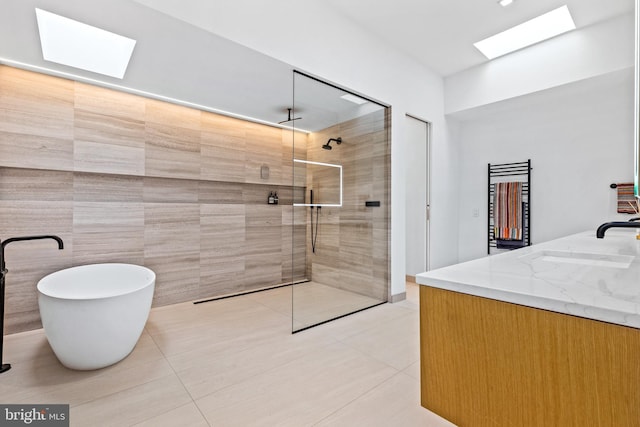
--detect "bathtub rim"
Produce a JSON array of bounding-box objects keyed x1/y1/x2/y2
[{"x1": 37, "y1": 263, "x2": 156, "y2": 301}]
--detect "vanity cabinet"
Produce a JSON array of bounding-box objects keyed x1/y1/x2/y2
[{"x1": 420, "y1": 286, "x2": 640, "y2": 427}]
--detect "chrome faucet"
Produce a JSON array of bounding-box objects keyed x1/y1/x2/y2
[
  {"x1": 596, "y1": 221, "x2": 639, "y2": 238},
  {"x1": 0, "y1": 235, "x2": 64, "y2": 373}
]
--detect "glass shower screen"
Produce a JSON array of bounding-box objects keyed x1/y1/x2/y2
[{"x1": 291, "y1": 71, "x2": 390, "y2": 333}]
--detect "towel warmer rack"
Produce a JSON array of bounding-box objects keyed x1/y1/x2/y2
[{"x1": 488, "y1": 159, "x2": 531, "y2": 254}]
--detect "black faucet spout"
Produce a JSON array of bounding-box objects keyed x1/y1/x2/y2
[
  {"x1": 596, "y1": 222, "x2": 639, "y2": 238},
  {"x1": 0, "y1": 235, "x2": 64, "y2": 273}
]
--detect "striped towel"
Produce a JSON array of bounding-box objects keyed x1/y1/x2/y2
[
  {"x1": 493, "y1": 182, "x2": 523, "y2": 241},
  {"x1": 616, "y1": 183, "x2": 635, "y2": 214}
]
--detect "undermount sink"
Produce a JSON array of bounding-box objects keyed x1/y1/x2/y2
[{"x1": 520, "y1": 250, "x2": 634, "y2": 269}]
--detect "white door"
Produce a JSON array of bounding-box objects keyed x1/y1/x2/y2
[{"x1": 405, "y1": 115, "x2": 430, "y2": 275}]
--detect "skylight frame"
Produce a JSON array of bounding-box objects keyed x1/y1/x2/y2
[
  {"x1": 474, "y1": 5, "x2": 576, "y2": 60},
  {"x1": 35, "y1": 8, "x2": 137, "y2": 79}
]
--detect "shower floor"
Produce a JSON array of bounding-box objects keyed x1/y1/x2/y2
[
  {"x1": 235, "y1": 281, "x2": 385, "y2": 332},
  {"x1": 292, "y1": 281, "x2": 385, "y2": 331}
]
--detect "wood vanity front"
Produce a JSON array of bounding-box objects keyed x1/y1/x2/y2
[{"x1": 419, "y1": 286, "x2": 640, "y2": 426}]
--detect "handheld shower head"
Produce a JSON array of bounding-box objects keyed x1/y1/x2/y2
[{"x1": 322, "y1": 137, "x2": 342, "y2": 150}]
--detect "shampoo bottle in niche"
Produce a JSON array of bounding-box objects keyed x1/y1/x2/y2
[
  {"x1": 268, "y1": 192, "x2": 275, "y2": 204},
  {"x1": 273, "y1": 192, "x2": 279, "y2": 205}
]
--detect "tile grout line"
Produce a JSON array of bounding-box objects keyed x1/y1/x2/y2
[
  {"x1": 64, "y1": 334, "x2": 175, "y2": 410},
  {"x1": 330, "y1": 309, "x2": 421, "y2": 371},
  {"x1": 184, "y1": 331, "x2": 347, "y2": 404},
  {"x1": 143, "y1": 296, "x2": 312, "y2": 416},
  {"x1": 333, "y1": 334, "x2": 420, "y2": 374},
  {"x1": 139, "y1": 327, "x2": 213, "y2": 427},
  {"x1": 310, "y1": 370, "x2": 405, "y2": 426}
]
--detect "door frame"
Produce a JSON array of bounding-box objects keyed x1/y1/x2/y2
[{"x1": 405, "y1": 113, "x2": 431, "y2": 273}]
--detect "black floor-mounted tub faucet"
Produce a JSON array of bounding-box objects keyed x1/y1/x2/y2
[{"x1": 0, "y1": 235, "x2": 64, "y2": 373}]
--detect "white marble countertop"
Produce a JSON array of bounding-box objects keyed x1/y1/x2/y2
[{"x1": 416, "y1": 230, "x2": 640, "y2": 329}]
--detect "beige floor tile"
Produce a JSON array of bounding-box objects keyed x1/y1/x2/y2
[
  {"x1": 170, "y1": 328, "x2": 335, "y2": 399},
  {"x1": 291, "y1": 282, "x2": 384, "y2": 331},
  {"x1": 132, "y1": 402, "x2": 209, "y2": 427},
  {"x1": 248, "y1": 282, "x2": 388, "y2": 332},
  {"x1": 338, "y1": 311, "x2": 420, "y2": 371},
  {"x1": 195, "y1": 341, "x2": 397, "y2": 427},
  {"x1": 394, "y1": 298, "x2": 419, "y2": 311},
  {"x1": 402, "y1": 361, "x2": 421, "y2": 380},
  {"x1": 146, "y1": 296, "x2": 261, "y2": 335},
  {"x1": 146, "y1": 298, "x2": 289, "y2": 357},
  {"x1": 0, "y1": 332, "x2": 171, "y2": 406},
  {"x1": 71, "y1": 375, "x2": 192, "y2": 427},
  {"x1": 315, "y1": 372, "x2": 455, "y2": 427},
  {"x1": 245, "y1": 285, "x2": 292, "y2": 316},
  {"x1": 3, "y1": 328, "x2": 51, "y2": 363},
  {"x1": 298, "y1": 302, "x2": 415, "y2": 342}
]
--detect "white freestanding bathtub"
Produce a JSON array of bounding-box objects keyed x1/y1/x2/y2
[{"x1": 37, "y1": 263, "x2": 155, "y2": 370}]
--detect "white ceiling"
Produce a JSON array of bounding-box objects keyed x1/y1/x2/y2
[
  {"x1": 132, "y1": 0, "x2": 635, "y2": 77},
  {"x1": 324, "y1": 0, "x2": 634, "y2": 76},
  {"x1": 0, "y1": 0, "x2": 634, "y2": 130}
]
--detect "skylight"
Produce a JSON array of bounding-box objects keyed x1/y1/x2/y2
[
  {"x1": 35, "y1": 8, "x2": 136, "y2": 79},
  {"x1": 474, "y1": 5, "x2": 576, "y2": 60},
  {"x1": 340, "y1": 94, "x2": 368, "y2": 105}
]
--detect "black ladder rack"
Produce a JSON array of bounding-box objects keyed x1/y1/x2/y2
[{"x1": 488, "y1": 160, "x2": 531, "y2": 254}]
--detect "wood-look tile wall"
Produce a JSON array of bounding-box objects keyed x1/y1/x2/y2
[
  {"x1": 0, "y1": 66, "x2": 308, "y2": 333},
  {"x1": 304, "y1": 109, "x2": 391, "y2": 301}
]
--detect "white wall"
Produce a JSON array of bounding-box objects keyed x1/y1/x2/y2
[
  {"x1": 455, "y1": 68, "x2": 634, "y2": 262},
  {"x1": 445, "y1": 13, "x2": 634, "y2": 115},
  {"x1": 135, "y1": 0, "x2": 460, "y2": 295}
]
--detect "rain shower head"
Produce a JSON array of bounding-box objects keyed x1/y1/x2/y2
[{"x1": 322, "y1": 137, "x2": 342, "y2": 150}]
